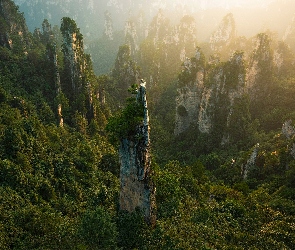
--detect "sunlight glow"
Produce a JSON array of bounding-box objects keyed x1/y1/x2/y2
[{"x1": 189, "y1": 0, "x2": 275, "y2": 9}]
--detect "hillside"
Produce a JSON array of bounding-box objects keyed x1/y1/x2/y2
[{"x1": 0, "y1": 0, "x2": 295, "y2": 249}]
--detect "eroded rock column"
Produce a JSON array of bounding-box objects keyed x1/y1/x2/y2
[{"x1": 119, "y1": 83, "x2": 156, "y2": 225}]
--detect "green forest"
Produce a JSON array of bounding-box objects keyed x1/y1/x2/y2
[{"x1": 1, "y1": 0, "x2": 295, "y2": 249}]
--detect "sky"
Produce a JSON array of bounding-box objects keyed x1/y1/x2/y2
[
  {"x1": 153, "y1": 0, "x2": 276, "y2": 10},
  {"x1": 176, "y1": 0, "x2": 290, "y2": 39},
  {"x1": 196, "y1": 0, "x2": 275, "y2": 9},
  {"x1": 13, "y1": 0, "x2": 292, "y2": 40}
]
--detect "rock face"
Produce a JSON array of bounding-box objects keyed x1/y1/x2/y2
[
  {"x1": 53, "y1": 48, "x2": 63, "y2": 127},
  {"x1": 174, "y1": 24, "x2": 290, "y2": 146},
  {"x1": 241, "y1": 143, "x2": 259, "y2": 179},
  {"x1": 174, "y1": 48, "x2": 205, "y2": 135},
  {"x1": 60, "y1": 17, "x2": 99, "y2": 123},
  {"x1": 0, "y1": 0, "x2": 30, "y2": 50},
  {"x1": 175, "y1": 47, "x2": 246, "y2": 144},
  {"x1": 60, "y1": 17, "x2": 85, "y2": 94},
  {"x1": 283, "y1": 14, "x2": 295, "y2": 52},
  {"x1": 104, "y1": 10, "x2": 113, "y2": 41},
  {"x1": 282, "y1": 120, "x2": 295, "y2": 139},
  {"x1": 112, "y1": 44, "x2": 140, "y2": 104},
  {"x1": 125, "y1": 20, "x2": 139, "y2": 55},
  {"x1": 47, "y1": 42, "x2": 63, "y2": 127},
  {"x1": 281, "y1": 120, "x2": 295, "y2": 160},
  {"x1": 119, "y1": 83, "x2": 156, "y2": 225},
  {"x1": 209, "y1": 13, "x2": 236, "y2": 53}
]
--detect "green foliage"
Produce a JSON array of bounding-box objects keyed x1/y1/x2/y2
[
  {"x1": 1, "y1": 2, "x2": 295, "y2": 248},
  {"x1": 117, "y1": 209, "x2": 148, "y2": 249},
  {"x1": 106, "y1": 85, "x2": 144, "y2": 144},
  {"x1": 60, "y1": 17, "x2": 82, "y2": 47},
  {"x1": 177, "y1": 49, "x2": 205, "y2": 88},
  {"x1": 98, "y1": 153, "x2": 120, "y2": 177},
  {"x1": 156, "y1": 169, "x2": 183, "y2": 218},
  {"x1": 177, "y1": 105, "x2": 188, "y2": 117},
  {"x1": 0, "y1": 54, "x2": 119, "y2": 247},
  {"x1": 110, "y1": 44, "x2": 141, "y2": 105},
  {"x1": 78, "y1": 207, "x2": 118, "y2": 249},
  {"x1": 87, "y1": 30, "x2": 124, "y2": 75},
  {"x1": 224, "y1": 51, "x2": 246, "y2": 88}
]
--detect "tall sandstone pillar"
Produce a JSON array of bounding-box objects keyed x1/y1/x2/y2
[{"x1": 119, "y1": 83, "x2": 156, "y2": 225}]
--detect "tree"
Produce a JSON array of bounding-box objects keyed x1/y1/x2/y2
[
  {"x1": 106, "y1": 84, "x2": 144, "y2": 145},
  {"x1": 78, "y1": 207, "x2": 118, "y2": 250},
  {"x1": 111, "y1": 45, "x2": 140, "y2": 105}
]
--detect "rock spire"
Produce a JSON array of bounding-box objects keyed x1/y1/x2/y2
[{"x1": 119, "y1": 82, "x2": 156, "y2": 225}]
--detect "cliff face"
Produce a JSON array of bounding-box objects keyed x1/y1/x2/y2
[
  {"x1": 175, "y1": 48, "x2": 246, "y2": 144},
  {"x1": 0, "y1": 0, "x2": 30, "y2": 51},
  {"x1": 59, "y1": 17, "x2": 99, "y2": 124},
  {"x1": 104, "y1": 10, "x2": 113, "y2": 41},
  {"x1": 119, "y1": 84, "x2": 156, "y2": 224},
  {"x1": 174, "y1": 8, "x2": 287, "y2": 143},
  {"x1": 175, "y1": 48, "x2": 205, "y2": 135},
  {"x1": 283, "y1": 14, "x2": 295, "y2": 52},
  {"x1": 124, "y1": 20, "x2": 139, "y2": 55},
  {"x1": 45, "y1": 41, "x2": 63, "y2": 127},
  {"x1": 60, "y1": 17, "x2": 85, "y2": 93},
  {"x1": 209, "y1": 13, "x2": 236, "y2": 53}
]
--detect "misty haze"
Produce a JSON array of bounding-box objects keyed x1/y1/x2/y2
[{"x1": 1, "y1": 0, "x2": 295, "y2": 249}]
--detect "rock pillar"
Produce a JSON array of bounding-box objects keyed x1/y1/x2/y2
[{"x1": 119, "y1": 83, "x2": 156, "y2": 225}]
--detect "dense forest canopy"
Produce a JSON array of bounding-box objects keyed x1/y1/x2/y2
[{"x1": 0, "y1": 0, "x2": 295, "y2": 249}]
